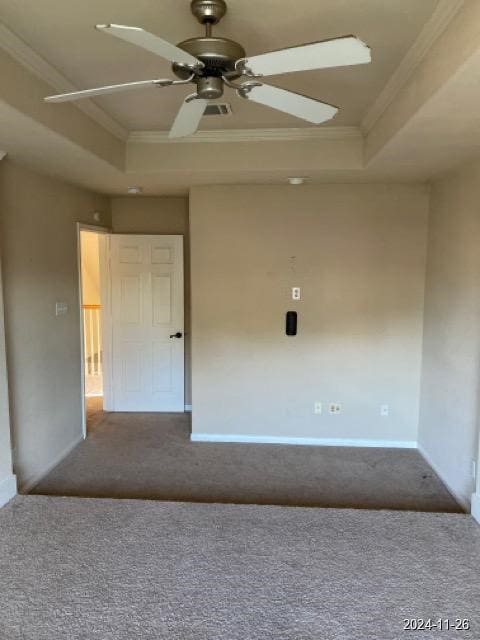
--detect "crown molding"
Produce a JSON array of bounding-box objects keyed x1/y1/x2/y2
[
  {"x1": 128, "y1": 126, "x2": 362, "y2": 144},
  {"x1": 0, "y1": 22, "x2": 128, "y2": 141},
  {"x1": 361, "y1": 0, "x2": 464, "y2": 134}
]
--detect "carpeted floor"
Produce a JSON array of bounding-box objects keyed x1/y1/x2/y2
[
  {"x1": 0, "y1": 495, "x2": 478, "y2": 639},
  {"x1": 32, "y1": 409, "x2": 461, "y2": 512}
]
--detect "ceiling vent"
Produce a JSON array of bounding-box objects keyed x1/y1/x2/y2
[{"x1": 203, "y1": 103, "x2": 232, "y2": 116}]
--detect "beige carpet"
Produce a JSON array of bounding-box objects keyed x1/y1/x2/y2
[
  {"x1": 32, "y1": 409, "x2": 461, "y2": 512},
  {"x1": 0, "y1": 495, "x2": 478, "y2": 639}
]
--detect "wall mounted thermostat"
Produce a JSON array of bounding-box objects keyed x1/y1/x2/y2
[{"x1": 292, "y1": 287, "x2": 301, "y2": 301}]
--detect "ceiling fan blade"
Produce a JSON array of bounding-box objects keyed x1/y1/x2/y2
[
  {"x1": 239, "y1": 83, "x2": 338, "y2": 124},
  {"x1": 169, "y1": 96, "x2": 208, "y2": 138},
  {"x1": 237, "y1": 36, "x2": 370, "y2": 77},
  {"x1": 96, "y1": 24, "x2": 203, "y2": 68},
  {"x1": 44, "y1": 79, "x2": 172, "y2": 103}
]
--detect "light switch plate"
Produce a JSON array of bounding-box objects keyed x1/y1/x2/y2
[{"x1": 55, "y1": 302, "x2": 68, "y2": 316}]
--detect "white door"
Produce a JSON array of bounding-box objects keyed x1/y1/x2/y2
[{"x1": 109, "y1": 235, "x2": 184, "y2": 412}]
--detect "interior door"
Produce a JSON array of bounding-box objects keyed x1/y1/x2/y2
[{"x1": 109, "y1": 235, "x2": 184, "y2": 412}]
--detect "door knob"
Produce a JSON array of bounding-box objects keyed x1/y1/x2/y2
[{"x1": 170, "y1": 332, "x2": 183, "y2": 339}]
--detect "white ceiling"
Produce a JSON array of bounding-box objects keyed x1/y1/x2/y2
[{"x1": 0, "y1": 0, "x2": 439, "y2": 131}]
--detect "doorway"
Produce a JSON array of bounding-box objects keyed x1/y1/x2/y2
[
  {"x1": 78, "y1": 230, "x2": 185, "y2": 437},
  {"x1": 78, "y1": 226, "x2": 109, "y2": 434}
]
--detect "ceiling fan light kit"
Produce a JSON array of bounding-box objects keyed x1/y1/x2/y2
[{"x1": 45, "y1": 0, "x2": 371, "y2": 138}]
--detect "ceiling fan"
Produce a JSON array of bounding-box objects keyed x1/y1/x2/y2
[{"x1": 44, "y1": 0, "x2": 371, "y2": 138}]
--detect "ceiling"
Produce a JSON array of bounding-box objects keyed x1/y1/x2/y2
[{"x1": 0, "y1": 0, "x2": 439, "y2": 132}]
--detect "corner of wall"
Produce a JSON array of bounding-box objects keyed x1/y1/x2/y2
[
  {"x1": 0, "y1": 210, "x2": 16, "y2": 507},
  {"x1": 416, "y1": 181, "x2": 434, "y2": 447},
  {"x1": 0, "y1": 161, "x2": 109, "y2": 490},
  {"x1": 0, "y1": 473, "x2": 17, "y2": 508},
  {"x1": 18, "y1": 432, "x2": 83, "y2": 494},
  {"x1": 471, "y1": 492, "x2": 480, "y2": 524}
]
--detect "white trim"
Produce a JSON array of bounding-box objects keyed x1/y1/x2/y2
[
  {"x1": 185, "y1": 404, "x2": 192, "y2": 412},
  {"x1": 128, "y1": 126, "x2": 362, "y2": 145},
  {"x1": 0, "y1": 474, "x2": 17, "y2": 508},
  {"x1": 361, "y1": 0, "x2": 464, "y2": 133},
  {"x1": 417, "y1": 443, "x2": 470, "y2": 511},
  {"x1": 0, "y1": 22, "x2": 128, "y2": 141},
  {"x1": 471, "y1": 493, "x2": 480, "y2": 524},
  {"x1": 20, "y1": 433, "x2": 83, "y2": 494},
  {"x1": 191, "y1": 433, "x2": 417, "y2": 449}
]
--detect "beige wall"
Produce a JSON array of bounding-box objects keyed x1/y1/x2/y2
[
  {"x1": 0, "y1": 47, "x2": 125, "y2": 170},
  {"x1": 111, "y1": 197, "x2": 191, "y2": 405},
  {"x1": 0, "y1": 257, "x2": 14, "y2": 497},
  {"x1": 190, "y1": 184, "x2": 429, "y2": 443},
  {"x1": 0, "y1": 160, "x2": 110, "y2": 490},
  {"x1": 419, "y1": 160, "x2": 480, "y2": 507}
]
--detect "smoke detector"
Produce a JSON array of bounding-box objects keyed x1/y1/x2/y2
[
  {"x1": 127, "y1": 186, "x2": 143, "y2": 195},
  {"x1": 288, "y1": 177, "x2": 306, "y2": 185}
]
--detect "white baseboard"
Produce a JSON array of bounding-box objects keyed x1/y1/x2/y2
[
  {"x1": 0, "y1": 474, "x2": 17, "y2": 508},
  {"x1": 184, "y1": 404, "x2": 192, "y2": 412},
  {"x1": 191, "y1": 433, "x2": 417, "y2": 449},
  {"x1": 471, "y1": 493, "x2": 480, "y2": 524},
  {"x1": 417, "y1": 443, "x2": 470, "y2": 511},
  {"x1": 20, "y1": 433, "x2": 84, "y2": 494}
]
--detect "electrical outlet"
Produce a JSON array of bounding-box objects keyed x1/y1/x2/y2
[
  {"x1": 314, "y1": 402, "x2": 322, "y2": 415},
  {"x1": 292, "y1": 287, "x2": 301, "y2": 301},
  {"x1": 329, "y1": 403, "x2": 341, "y2": 414},
  {"x1": 381, "y1": 404, "x2": 389, "y2": 417}
]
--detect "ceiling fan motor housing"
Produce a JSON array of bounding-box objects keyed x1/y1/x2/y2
[
  {"x1": 173, "y1": 0, "x2": 245, "y2": 96},
  {"x1": 173, "y1": 37, "x2": 246, "y2": 80}
]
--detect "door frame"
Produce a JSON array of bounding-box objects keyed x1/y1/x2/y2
[{"x1": 77, "y1": 222, "x2": 111, "y2": 439}]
